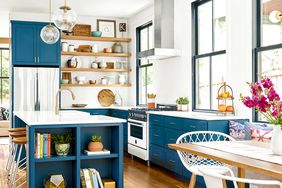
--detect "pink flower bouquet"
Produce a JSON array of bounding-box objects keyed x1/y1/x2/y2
[{"x1": 240, "y1": 77, "x2": 282, "y2": 127}]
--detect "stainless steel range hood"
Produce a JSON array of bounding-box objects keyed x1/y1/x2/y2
[{"x1": 137, "y1": 0, "x2": 180, "y2": 60}]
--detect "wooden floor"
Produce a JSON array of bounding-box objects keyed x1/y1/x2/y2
[{"x1": 0, "y1": 138, "x2": 189, "y2": 188}]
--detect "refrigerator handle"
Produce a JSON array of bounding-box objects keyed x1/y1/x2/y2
[{"x1": 34, "y1": 72, "x2": 40, "y2": 111}]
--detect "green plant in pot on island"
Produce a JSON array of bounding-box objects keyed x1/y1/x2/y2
[
  {"x1": 52, "y1": 133, "x2": 73, "y2": 156},
  {"x1": 176, "y1": 97, "x2": 189, "y2": 111},
  {"x1": 88, "y1": 135, "x2": 103, "y2": 151}
]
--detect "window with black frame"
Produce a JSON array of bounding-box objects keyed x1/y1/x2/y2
[
  {"x1": 0, "y1": 48, "x2": 9, "y2": 108},
  {"x1": 192, "y1": 0, "x2": 226, "y2": 111},
  {"x1": 254, "y1": 0, "x2": 282, "y2": 121},
  {"x1": 136, "y1": 22, "x2": 153, "y2": 105}
]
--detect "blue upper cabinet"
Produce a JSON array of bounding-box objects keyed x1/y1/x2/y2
[{"x1": 12, "y1": 21, "x2": 60, "y2": 67}]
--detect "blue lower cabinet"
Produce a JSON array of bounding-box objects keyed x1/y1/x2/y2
[
  {"x1": 165, "y1": 149, "x2": 182, "y2": 175},
  {"x1": 164, "y1": 128, "x2": 182, "y2": 146},
  {"x1": 183, "y1": 119, "x2": 207, "y2": 132},
  {"x1": 150, "y1": 144, "x2": 165, "y2": 166},
  {"x1": 151, "y1": 126, "x2": 165, "y2": 147},
  {"x1": 149, "y1": 114, "x2": 164, "y2": 127},
  {"x1": 164, "y1": 117, "x2": 184, "y2": 130}
]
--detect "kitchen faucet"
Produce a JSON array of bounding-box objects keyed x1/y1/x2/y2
[{"x1": 55, "y1": 87, "x2": 76, "y2": 115}]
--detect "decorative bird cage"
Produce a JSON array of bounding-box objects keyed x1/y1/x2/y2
[{"x1": 217, "y1": 82, "x2": 235, "y2": 115}]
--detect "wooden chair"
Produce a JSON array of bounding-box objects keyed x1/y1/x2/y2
[
  {"x1": 199, "y1": 166, "x2": 282, "y2": 188},
  {"x1": 176, "y1": 131, "x2": 235, "y2": 188}
]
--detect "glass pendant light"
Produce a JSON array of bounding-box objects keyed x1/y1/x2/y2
[
  {"x1": 53, "y1": 0, "x2": 77, "y2": 31},
  {"x1": 40, "y1": 0, "x2": 60, "y2": 44}
]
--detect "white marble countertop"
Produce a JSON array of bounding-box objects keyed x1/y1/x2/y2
[
  {"x1": 14, "y1": 110, "x2": 126, "y2": 126},
  {"x1": 61, "y1": 106, "x2": 136, "y2": 111},
  {"x1": 147, "y1": 111, "x2": 249, "y2": 120}
]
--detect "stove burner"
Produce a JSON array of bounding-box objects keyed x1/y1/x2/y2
[{"x1": 128, "y1": 104, "x2": 177, "y2": 121}]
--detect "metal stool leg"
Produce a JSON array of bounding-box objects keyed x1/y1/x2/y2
[
  {"x1": 11, "y1": 144, "x2": 23, "y2": 188},
  {"x1": 6, "y1": 143, "x2": 15, "y2": 174}
]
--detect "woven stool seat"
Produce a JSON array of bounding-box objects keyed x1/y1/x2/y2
[
  {"x1": 10, "y1": 131, "x2": 26, "y2": 138},
  {"x1": 8, "y1": 127, "x2": 26, "y2": 132},
  {"x1": 12, "y1": 137, "x2": 27, "y2": 145}
]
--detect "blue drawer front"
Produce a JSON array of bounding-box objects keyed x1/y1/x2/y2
[
  {"x1": 149, "y1": 114, "x2": 164, "y2": 126},
  {"x1": 165, "y1": 128, "x2": 182, "y2": 146},
  {"x1": 165, "y1": 149, "x2": 182, "y2": 175},
  {"x1": 164, "y1": 117, "x2": 184, "y2": 130},
  {"x1": 150, "y1": 126, "x2": 165, "y2": 147},
  {"x1": 90, "y1": 109, "x2": 110, "y2": 115},
  {"x1": 111, "y1": 109, "x2": 128, "y2": 119},
  {"x1": 150, "y1": 144, "x2": 165, "y2": 166},
  {"x1": 183, "y1": 119, "x2": 208, "y2": 132}
]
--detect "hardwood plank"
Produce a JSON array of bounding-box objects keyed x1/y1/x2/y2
[
  {"x1": 61, "y1": 51, "x2": 131, "y2": 57},
  {"x1": 61, "y1": 35, "x2": 131, "y2": 42},
  {"x1": 168, "y1": 141, "x2": 282, "y2": 181}
]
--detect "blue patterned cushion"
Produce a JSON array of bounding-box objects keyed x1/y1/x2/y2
[{"x1": 229, "y1": 121, "x2": 251, "y2": 140}]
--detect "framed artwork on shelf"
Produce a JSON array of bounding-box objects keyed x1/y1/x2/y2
[{"x1": 97, "y1": 19, "x2": 116, "y2": 38}]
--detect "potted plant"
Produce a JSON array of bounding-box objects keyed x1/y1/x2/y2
[
  {"x1": 88, "y1": 135, "x2": 103, "y2": 152},
  {"x1": 176, "y1": 97, "x2": 189, "y2": 111},
  {"x1": 52, "y1": 133, "x2": 73, "y2": 156},
  {"x1": 240, "y1": 77, "x2": 282, "y2": 155}
]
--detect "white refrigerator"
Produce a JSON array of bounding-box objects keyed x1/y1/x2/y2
[{"x1": 13, "y1": 67, "x2": 59, "y2": 111}]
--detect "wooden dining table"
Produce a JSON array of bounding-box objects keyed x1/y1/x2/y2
[{"x1": 168, "y1": 141, "x2": 282, "y2": 188}]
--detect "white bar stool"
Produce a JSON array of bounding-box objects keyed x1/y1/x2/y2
[{"x1": 9, "y1": 137, "x2": 27, "y2": 188}]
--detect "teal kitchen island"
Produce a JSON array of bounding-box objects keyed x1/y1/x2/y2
[{"x1": 13, "y1": 110, "x2": 125, "y2": 188}]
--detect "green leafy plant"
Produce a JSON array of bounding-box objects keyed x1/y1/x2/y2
[
  {"x1": 91, "y1": 135, "x2": 102, "y2": 142},
  {"x1": 176, "y1": 97, "x2": 189, "y2": 105},
  {"x1": 52, "y1": 133, "x2": 73, "y2": 144}
]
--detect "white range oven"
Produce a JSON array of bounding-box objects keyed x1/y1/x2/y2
[{"x1": 127, "y1": 105, "x2": 177, "y2": 166}]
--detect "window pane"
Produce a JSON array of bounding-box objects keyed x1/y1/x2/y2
[
  {"x1": 1, "y1": 49, "x2": 9, "y2": 77},
  {"x1": 214, "y1": 0, "x2": 226, "y2": 51},
  {"x1": 261, "y1": 0, "x2": 282, "y2": 46},
  {"x1": 198, "y1": 1, "x2": 213, "y2": 54},
  {"x1": 149, "y1": 26, "x2": 153, "y2": 49},
  {"x1": 196, "y1": 57, "x2": 210, "y2": 109},
  {"x1": 258, "y1": 48, "x2": 282, "y2": 94},
  {"x1": 1, "y1": 79, "x2": 9, "y2": 107},
  {"x1": 139, "y1": 66, "x2": 154, "y2": 105},
  {"x1": 140, "y1": 28, "x2": 148, "y2": 51},
  {"x1": 211, "y1": 54, "x2": 226, "y2": 109}
]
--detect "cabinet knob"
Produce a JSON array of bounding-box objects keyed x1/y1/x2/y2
[
  {"x1": 34, "y1": 57, "x2": 36, "y2": 63},
  {"x1": 37, "y1": 57, "x2": 40, "y2": 63}
]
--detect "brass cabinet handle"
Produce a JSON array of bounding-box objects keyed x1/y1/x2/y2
[
  {"x1": 190, "y1": 125, "x2": 197, "y2": 128},
  {"x1": 169, "y1": 122, "x2": 176, "y2": 125},
  {"x1": 169, "y1": 159, "x2": 175, "y2": 163},
  {"x1": 153, "y1": 134, "x2": 159, "y2": 137}
]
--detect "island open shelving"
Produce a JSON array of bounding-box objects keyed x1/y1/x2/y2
[{"x1": 13, "y1": 112, "x2": 124, "y2": 188}]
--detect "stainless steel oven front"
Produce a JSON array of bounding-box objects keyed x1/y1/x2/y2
[{"x1": 128, "y1": 118, "x2": 147, "y2": 149}]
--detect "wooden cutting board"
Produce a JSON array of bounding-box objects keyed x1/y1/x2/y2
[{"x1": 98, "y1": 89, "x2": 115, "y2": 107}]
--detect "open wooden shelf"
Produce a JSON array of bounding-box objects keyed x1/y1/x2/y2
[
  {"x1": 61, "y1": 35, "x2": 131, "y2": 42},
  {"x1": 61, "y1": 83, "x2": 132, "y2": 87},
  {"x1": 61, "y1": 67, "x2": 132, "y2": 72},
  {"x1": 61, "y1": 51, "x2": 131, "y2": 57}
]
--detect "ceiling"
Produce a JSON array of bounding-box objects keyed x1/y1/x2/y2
[{"x1": 0, "y1": 0, "x2": 153, "y2": 18}]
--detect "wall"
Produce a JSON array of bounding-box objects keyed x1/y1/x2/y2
[
  {"x1": 128, "y1": 0, "x2": 253, "y2": 119},
  {"x1": 10, "y1": 12, "x2": 131, "y2": 108},
  {"x1": 0, "y1": 11, "x2": 10, "y2": 38}
]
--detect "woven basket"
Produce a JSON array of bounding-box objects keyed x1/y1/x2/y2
[{"x1": 73, "y1": 24, "x2": 91, "y2": 36}]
